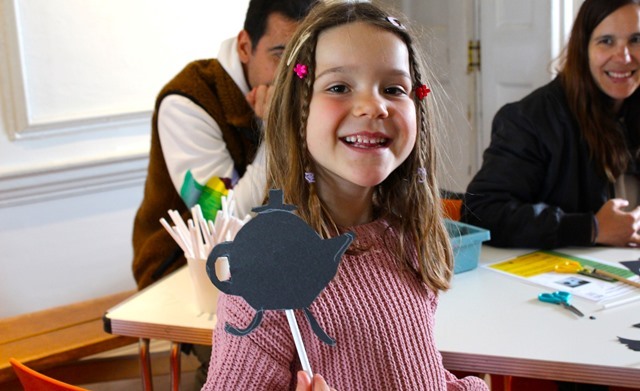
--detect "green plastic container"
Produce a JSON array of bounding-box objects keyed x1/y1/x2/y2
[{"x1": 445, "y1": 219, "x2": 491, "y2": 274}]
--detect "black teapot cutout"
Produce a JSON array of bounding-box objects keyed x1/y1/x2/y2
[{"x1": 206, "y1": 189, "x2": 354, "y2": 345}]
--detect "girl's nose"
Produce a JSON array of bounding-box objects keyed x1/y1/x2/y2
[{"x1": 352, "y1": 91, "x2": 389, "y2": 118}]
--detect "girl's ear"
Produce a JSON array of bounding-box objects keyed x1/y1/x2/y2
[{"x1": 237, "y1": 30, "x2": 253, "y2": 64}]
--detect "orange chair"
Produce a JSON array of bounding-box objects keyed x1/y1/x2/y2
[
  {"x1": 9, "y1": 358, "x2": 89, "y2": 391},
  {"x1": 442, "y1": 198, "x2": 462, "y2": 221}
]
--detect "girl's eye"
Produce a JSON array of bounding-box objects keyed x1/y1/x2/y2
[
  {"x1": 631, "y1": 34, "x2": 640, "y2": 44},
  {"x1": 327, "y1": 85, "x2": 349, "y2": 93},
  {"x1": 385, "y1": 86, "x2": 408, "y2": 96}
]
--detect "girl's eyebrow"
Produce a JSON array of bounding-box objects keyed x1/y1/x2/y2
[
  {"x1": 315, "y1": 66, "x2": 411, "y2": 79},
  {"x1": 315, "y1": 66, "x2": 349, "y2": 79}
]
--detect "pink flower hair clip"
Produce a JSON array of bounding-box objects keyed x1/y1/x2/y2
[
  {"x1": 386, "y1": 16, "x2": 405, "y2": 30},
  {"x1": 293, "y1": 63, "x2": 308, "y2": 79},
  {"x1": 415, "y1": 84, "x2": 431, "y2": 100}
]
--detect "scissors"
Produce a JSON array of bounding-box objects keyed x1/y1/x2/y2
[
  {"x1": 554, "y1": 261, "x2": 616, "y2": 282},
  {"x1": 554, "y1": 260, "x2": 583, "y2": 273},
  {"x1": 538, "y1": 291, "x2": 585, "y2": 317}
]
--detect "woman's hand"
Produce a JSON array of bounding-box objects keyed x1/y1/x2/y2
[
  {"x1": 595, "y1": 198, "x2": 640, "y2": 246},
  {"x1": 295, "y1": 371, "x2": 336, "y2": 391}
]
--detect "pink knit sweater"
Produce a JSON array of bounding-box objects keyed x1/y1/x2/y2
[{"x1": 202, "y1": 219, "x2": 488, "y2": 390}]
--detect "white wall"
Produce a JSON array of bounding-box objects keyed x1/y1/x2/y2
[
  {"x1": 0, "y1": 0, "x2": 249, "y2": 318},
  {"x1": 0, "y1": 0, "x2": 583, "y2": 318}
]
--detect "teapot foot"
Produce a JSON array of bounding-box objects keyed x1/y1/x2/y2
[
  {"x1": 304, "y1": 307, "x2": 336, "y2": 346},
  {"x1": 225, "y1": 310, "x2": 264, "y2": 336}
]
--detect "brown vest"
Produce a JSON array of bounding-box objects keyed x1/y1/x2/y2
[{"x1": 132, "y1": 59, "x2": 259, "y2": 289}]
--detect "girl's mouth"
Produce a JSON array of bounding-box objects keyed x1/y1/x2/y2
[{"x1": 341, "y1": 135, "x2": 390, "y2": 149}]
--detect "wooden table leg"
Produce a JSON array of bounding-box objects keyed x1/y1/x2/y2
[
  {"x1": 170, "y1": 342, "x2": 182, "y2": 391},
  {"x1": 139, "y1": 338, "x2": 154, "y2": 391}
]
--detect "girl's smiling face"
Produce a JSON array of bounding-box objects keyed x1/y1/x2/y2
[
  {"x1": 588, "y1": 4, "x2": 640, "y2": 110},
  {"x1": 306, "y1": 21, "x2": 417, "y2": 195}
]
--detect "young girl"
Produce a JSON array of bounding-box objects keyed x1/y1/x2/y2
[{"x1": 202, "y1": 2, "x2": 488, "y2": 390}]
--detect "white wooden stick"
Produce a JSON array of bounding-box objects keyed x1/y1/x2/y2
[
  {"x1": 168, "y1": 210, "x2": 192, "y2": 249},
  {"x1": 208, "y1": 220, "x2": 217, "y2": 246},
  {"x1": 285, "y1": 309, "x2": 312, "y2": 378},
  {"x1": 213, "y1": 210, "x2": 225, "y2": 241},
  {"x1": 188, "y1": 219, "x2": 203, "y2": 260},
  {"x1": 227, "y1": 199, "x2": 237, "y2": 218},
  {"x1": 159, "y1": 218, "x2": 191, "y2": 256},
  {"x1": 598, "y1": 294, "x2": 640, "y2": 310},
  {"x1": 192, "y1": 205, "x2": 211, "y2": 250},
  {"x1": 218, "y1": 216, "x2": 232, "y2": 243}
]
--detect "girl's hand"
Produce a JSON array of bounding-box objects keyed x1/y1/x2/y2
[
  {"x1": 296, "y1": 371, "x2": 337, "y2": 391},
  {"x1": 595, "y1": 198, "x2": 640, "y2": 247}
]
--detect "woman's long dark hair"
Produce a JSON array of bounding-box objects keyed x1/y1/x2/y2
[{"x1": 558, "y1": 0, "x2": 640, "y2": 182}]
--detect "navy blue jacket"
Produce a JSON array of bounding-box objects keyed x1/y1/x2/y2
[{"x1": 462, "y1": 78, "x2": 621, "y2": 248}]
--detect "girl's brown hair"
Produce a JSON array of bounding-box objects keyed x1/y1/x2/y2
[
  {"x1": 264, "y1": 1, "x2": 453, "y2": 291},
  {"x1": 558, "y1": 0, "x2": 640, "y2": 182}
]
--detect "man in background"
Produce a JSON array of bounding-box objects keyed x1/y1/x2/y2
[{"x1": 131, "y1": 0, "x2": 318, "y2": 388}]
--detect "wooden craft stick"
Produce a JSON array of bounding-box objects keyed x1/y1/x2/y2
[{"x1": 593, "y1": 269, "x2": 640, "y2": 289}]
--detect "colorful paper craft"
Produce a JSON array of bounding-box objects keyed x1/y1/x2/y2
[
  {"x1": 618, "y1": 337, "x2": 640, "y2": 352},
  {"x1": 621, "y1": 260, "x2": 640, "y2": 277}
]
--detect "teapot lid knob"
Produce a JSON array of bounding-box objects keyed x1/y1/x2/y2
[{"x1": 252, "y1": 189, "x2": 297, "y2": 214}]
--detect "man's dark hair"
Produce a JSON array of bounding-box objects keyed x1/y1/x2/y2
[{"x1": 244, "y1": 0, "x2": 318, "y2": 48}]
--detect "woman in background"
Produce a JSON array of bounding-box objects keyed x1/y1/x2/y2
[{"x1": 463, "y1": 0, "x2": 640, "y2": 251}]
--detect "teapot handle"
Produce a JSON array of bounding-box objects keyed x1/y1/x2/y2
[{"x1": 206, "y1": 242, "x2": 233, "y2": 295}]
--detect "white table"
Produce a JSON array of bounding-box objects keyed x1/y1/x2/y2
[
  {"x1": 436, "y1": 246, "x2": 640, "y2": 388},
  {"x1": 104, "y1": 268, "x2": 215, "y2": 391},
  {"x1": 104, "y1": 246, "x2": 640, "y2": 389}
]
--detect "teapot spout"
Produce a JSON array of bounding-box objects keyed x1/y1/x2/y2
[{"x1": 326, "y1": 231, "x2": 355, "y2": 262}]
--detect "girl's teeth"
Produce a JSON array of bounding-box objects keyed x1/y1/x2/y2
[{"x1": 345, "y1": 135, "x2": 385, "y2": 144}]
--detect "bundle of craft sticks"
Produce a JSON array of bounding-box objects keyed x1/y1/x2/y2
[{"x1": 160, "y1": 191, "x2": 250, "y2": 259}]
